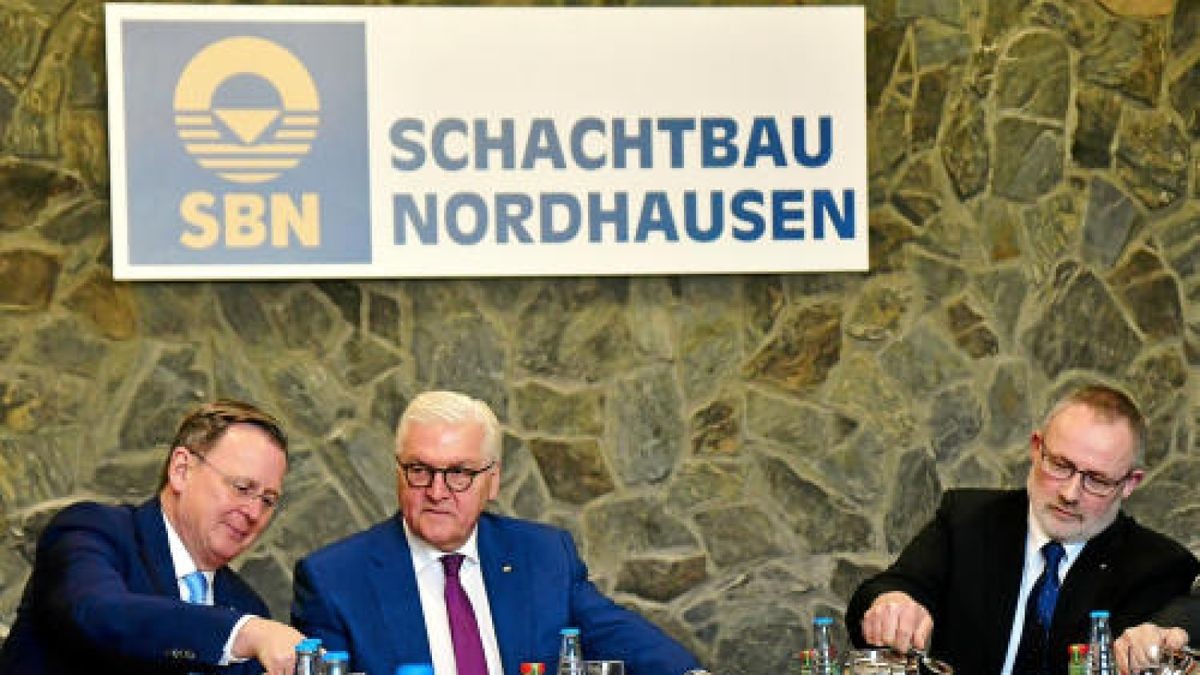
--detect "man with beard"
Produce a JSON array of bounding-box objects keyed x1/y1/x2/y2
[{"x1": 847, "y1": 384, "x2": 1198, "y2": 675}]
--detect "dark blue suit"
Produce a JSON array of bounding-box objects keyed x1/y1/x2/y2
[
  {"x1": 0, "y1": 498, "x2": 269, "y2": 675},
  {"x1": 292, "y1": 512, "x2": 701, "y2": 675}
]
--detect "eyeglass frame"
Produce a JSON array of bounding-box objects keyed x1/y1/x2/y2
[
  {"x1": 187, "y1": 448, "x2": 281, "y2": 510},
  {"x1": 1034, "y1": 435, "x2": 1136, "y2": 498},
  {"x1": 397, "y1": 459, "x2": 497, "y2": 493}
]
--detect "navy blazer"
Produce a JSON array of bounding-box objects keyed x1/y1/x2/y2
[
  {"x1": 292, "y1": 512, "x2": 701, "y2": 675},
  {"x1": 847, "y1": 489, "x2": 1199, "y2": 675},
  {"x1": 0, "y1": 498, "x2": 270, "y2": 675}
]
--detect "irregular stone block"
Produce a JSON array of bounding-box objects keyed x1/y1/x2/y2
[
  {"x1": 1073, "y1": 87, "x2": 1122, "y2": 168},
  {"x1": 529, "y1": 437, "x2": 614, "y2": 506},
  {"x1": 581, "y1": 497, "x2": 697, "y2": 570},
  {"x1": 758, "y1": 455, "x2": 871, "y2": 555},
  {"x1": 1024, "y1": 265, "x2": 1142, "y2": 377},
  {"x1": 929, "y1": 383, "x2": 983, "y2": 461},
  {"x1": 885, "y1": 449, "x2": 942, "y2": 552},
  {"x1": 1116, "y1": 109, "x2": 1189, "y2": 211},
  {"x1": 609, "y1": 367, "x2": 682, "y2": 486},
  {"x1": 1082, "y1": 177, "x2": 1139, "y2": 269},
  {"x1": 268, "y1": 362, "x2": 354, "y2": 438},
  {"x1": 277, "y1": 287, "x2": 343, "y2": 353},
  {"x1": 868, "y1": 207, "x2": 919, "y2": 274},
  {"x1": 1170, "y1": 60, "x2": 1200, "y2": 138},
  {"x1": 985, "y1": 361, "x2": 1031, "y2": 448},
  {"x1": 992, "y1": 116, "x2": 1064, "y2": 201},
  {"x1": 880, "y1": 321, "x2": 971, "y2": 397},
  {"x1": 941, "y1": 90, "x2": 988, "y2": 200},
  {"x1": 0, "y1": 249, "x2": 58, "y2": 309},
  {"x1": 514, "y1": 381, "x2": 603, "y2": 437},
  {"x1": 748, "y1": 389, "x2": 856, "y2": 463},
  {"x1": 1109, "y1": 248, "x2": 1184, "y2": 340},
  {"x1": 63, "y1": 271, "x2": 136, "y2": 340},
  {"x1": 866, "y1": 22, "x2": 906, "y2": 109},
  {"x1": 997, "y1": 31, "x2": 1069, "y2": 119},
  {"x1": 913, "y1": 20, "x2": 971, "y2": 68},
  {"x1": 666, "y1": 460, "x2": 747, "y2": 511},
  {"x1": 846, "y1": 276, "x2": 913, "y2": 343},
  {"x1": 1079, "y1": 16, "x2": 1165, "y2": 107},
  {"x1": 314, "y1": 280, "x2": 362, "y2": 327},
  {"x1": 743, "y1": 302, "x2": 842, "y2": 395},
  {"x1": 694, "y1": 504, "x2": 780, "y2": 567},
  {"x1": 615, "y1": 553, "x2": 707, "y2": 602},
  {"x1": 118, "y1": 347, "x2": 206, "y2": 449},
  {"x1": 333, "y1": 331, "x2": 404, "y2": 389},
  {"x1": 913, "y1": 68, "x2": 950, "y2": 148},
  {"x1": 713, "y1": 604, "x2": 807, "y2": 675},
  {"x1": 689, "y1": 397, "x2": 741, "y2": 457},
  {"x1": 216, "y1": 284, "x2": 279, "y2": 348}
]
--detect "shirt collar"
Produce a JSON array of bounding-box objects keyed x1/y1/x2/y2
[
  {"x1": 161, "y1": 509, "x2": 206, "y2": 579},
  {"x1": 401, "y1": 517, "x2": 481, "y2": 574}
]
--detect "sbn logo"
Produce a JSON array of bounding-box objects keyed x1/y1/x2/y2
[{"x1": 175, "y1": 36, "x2": 321, "y2": 250}]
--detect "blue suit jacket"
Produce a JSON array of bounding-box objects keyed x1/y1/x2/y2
[
  {"x1": 0, "y1": 498, "x2": 270, "y2": 675},
  {"x1": 292, "y1": 512, "x2": 701, "y2": 675}
]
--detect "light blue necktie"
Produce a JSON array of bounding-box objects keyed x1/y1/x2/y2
[{"x1": 182, "y1": 570, "x2": 208, "y2": 605}]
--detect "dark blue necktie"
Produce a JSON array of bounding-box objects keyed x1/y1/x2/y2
[
  {"x1": 1014, "y1": 541, "x2": 1066, "y2": 674},
  {"x1": 1034, "y1": 542, "x2": 1065, "y2": 629}
]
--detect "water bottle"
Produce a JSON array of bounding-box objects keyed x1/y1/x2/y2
[
  {"x1": 395, "y1": 665, "x2": 435, "y2": 675},
  {"x1": 557, "y1": 627, "x2": 583, "y2": 675},
  {"x1": 295, "y1": 638, "x2": 322, "y2": 675},
  {"x1": 1086, "y1": 610, "x2": 1115, "y2": 675},
  {"x1": 322, "y1": 650, "x2": 350, "y2": 675},
  {"x1": 813, "y1": 616, "x2": 840, "y2": 675}
]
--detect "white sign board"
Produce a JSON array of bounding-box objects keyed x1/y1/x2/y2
[{"x1": 106, "y1": 4, "x2": 867, "y2": 279}]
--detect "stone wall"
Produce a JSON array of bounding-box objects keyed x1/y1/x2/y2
[{"x1": 1, "y1": 0, "x2": 1198, "y2": 673}]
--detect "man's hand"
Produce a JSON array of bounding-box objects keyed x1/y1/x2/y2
[
  {"x1": 860, "y1": 591, "x2": 934, "y2": 653},
  {"x1": 1114, "y1": 623, "x2": 1189, "y2": 674},
  {"x1": 232, "y1": 617, "x2": 305, "y2": 675}
]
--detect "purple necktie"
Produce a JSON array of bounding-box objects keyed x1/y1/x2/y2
[{"x1": 441, "y1": 554, "x2": 488, "y2": 675}]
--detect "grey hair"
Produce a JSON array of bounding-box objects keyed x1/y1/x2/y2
[
  {"x1": 395, "y1": 391, "x2": 502, "y2": 461},
  {"x1": 1041, "y1": 383, "x2": 1146, "y2": 465}
]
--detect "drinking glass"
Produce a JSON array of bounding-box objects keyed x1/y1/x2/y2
[{"x1": 583, "y1": 660, "x2": 625, "y2": 675}]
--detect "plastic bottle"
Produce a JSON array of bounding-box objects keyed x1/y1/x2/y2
[
  {"x1": 557, "y1": 627, "x2": 583, "y2": 675},
  {"x1": 813, "y1": 616, "x2": 840, "y2": 675},
  {"x1": 1086, "y1": 610, "x2": 1115, "y2": 675},
  {"x1": 295, "y1": 638, "x2": 322, "y2": 675},
  {"x1": 322, "y1": 650, "x2": 350, "y2": 675},
  {"x1": 796, "y1": 648, "x2": 816, "y2": 675},
  {"x1": 1067, "y1": 644, "x2": 1089, "y2": 675}
]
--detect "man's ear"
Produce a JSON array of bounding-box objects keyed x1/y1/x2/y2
[{"x1": 165, "y1": 446, "x2": 192, "y2": 491}]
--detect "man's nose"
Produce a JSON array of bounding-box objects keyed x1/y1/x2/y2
[
  {"x1": 427, "y1": 473, "x2": 452, "y2": 499},
  {"x1": 1058, "y1": 472, "x2": 1083, "y2": 502}
]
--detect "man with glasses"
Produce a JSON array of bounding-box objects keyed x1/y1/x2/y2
[
  {"x1": 847, "y1": 384, "x2": 1198, "y2": 675},
  {"x1": 0, "y1": 399, "x2": 305, "y2": 675},
  {"x1": 292, "y1": 390, "x2": 705, "y2": 675}
]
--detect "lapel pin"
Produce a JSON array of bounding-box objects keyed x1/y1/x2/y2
[{"x1": 502, "y1": 564, "x2": 513, "y2": 573}]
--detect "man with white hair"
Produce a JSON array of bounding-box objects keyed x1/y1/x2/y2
[{"x1": 292, "y1": 390, "x2": 706, "y2": 675}]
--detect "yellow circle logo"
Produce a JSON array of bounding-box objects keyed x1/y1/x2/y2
[{"x1": 174, "y1": 37, "x2": 320, "y2": 184}]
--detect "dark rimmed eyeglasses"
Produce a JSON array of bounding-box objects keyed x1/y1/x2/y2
[
  {"x1": 1036, "y1": 441, "x2": 1134, "y2": 498},
  {"x1": 188, "y1": 449, "x2": 281, "y2": 510},
  {"x1": 398, "y1": 460, "x2": 496, "y2": 493}
]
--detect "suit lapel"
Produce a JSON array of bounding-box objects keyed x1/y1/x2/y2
[
  {"x1": 1055, "y1": 514, "x2": 1125, "y2": 638},
  {"x1": 985, "y1": 491, "x2": 1032, "y2": 667},
  {"x1": 132, "y1": 497, "x2": 180, "y2": 599},
  {"x1": 479, "y1": 514, "x2": 530, "y2": 675},
  {"x1": 369, "y1": 517, "x2": 434, "y2": 665}
]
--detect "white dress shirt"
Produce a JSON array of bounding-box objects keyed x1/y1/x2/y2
[
  {"x1": 162, "y1": 511, "x2": 251, "y2": 665},
  {"x1": 1000, "y1": 508, "x2": 1085, "y2": 674},
  {"x1": 404, "y1": 521, "x2": 504, "y2": 675}
]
